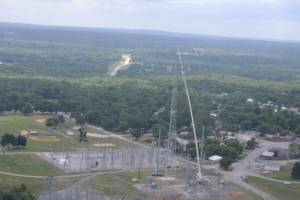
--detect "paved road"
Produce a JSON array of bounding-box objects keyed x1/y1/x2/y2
[{"x1": 222, "y1": 140, "x2": 291, "y2": 200}]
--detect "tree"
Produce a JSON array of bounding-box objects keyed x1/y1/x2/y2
[
  {"x1": 1, "y1": 133, "x2": 16, "y2": 149},
  {"x1": 224, "y1": 139, "x2": 243, "y2": 155},
  {"x1": 57, "y1": 115, "x2": 65, "y2": 124},
  {"x1": 0, "y1": 184, "x2": 36, "y2": 200},
  {"x1": 131, "y1": 128, "x2": 142, "y2": 141},
  {"x1": 79, "y1": 128, "x2": 87, "y2": 142},
  {"x1": 220, "y1": 157, "x2": 233, "y2": 170},
  {"x1": 16, "y1": 135, "x2": 27, "y2": 147},
  {"x1": 1, "y1": 134, "x2": 27, "y2": 149},
  {"x1": 241, "y1": 120, "x2": 252, "y2": 130},
  {"x1": 295, "y1": 125, "x2": 300, "y2": 136},
  {"x1": 86, "y1": 111, "x2": 102, "y2": 125},
  {"x1": 21, "y1": 103, "x2": 33, "y2": 115},
  {"x1": 291, "y1": 162, "x2": 300, "y2": 179},
  {"x1": 186, "y1": 142, "x2": 200, "y2": 160},
  {"x1": 45, "y1": 117, "x2": 59, "y2": 128},
  {"x1": 73, "y1": 113, "x2": 85, "y2": 125},
  {"x1": 246, "y1": 138, "x2": 258, "y2": 150},
  {"x1": 117, "y1": 121, "x2": 129, "y2": 134}
]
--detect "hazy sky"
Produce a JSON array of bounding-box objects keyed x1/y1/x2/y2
[{"x1": 1, "y1": 0, "x2": 300, "y2": 41}]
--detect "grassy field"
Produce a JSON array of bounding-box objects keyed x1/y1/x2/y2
[
  {"x1": 0, "y1": 114, "x2": 45, "y2": 136},
  {"x1": 89, "y1": 171, "x2": 151, "y2": 198},
  {"x1": 0, "y1": 154, "x2": 63, "y2": 176},
  {"x1": 0, "y1": 174, "x2": 79, "y2": 196},
  {"x1": 265, "y1": 162, "x2": 294, "y2": 181},
  {"x1": 246, "y1": 176, "x2": 300, "y2": 200},
  {"x1": 0, "y1": 174, "x2": 44, "y2": 195},
  {"x1": 89, "y1": 170, "x2": 261, "y2": 200},
  {"x1": 0, "y1": 114, "x2": 83, "y2": 152},
  {"x1": 0, "y1": 114, "x2": 133, "y2": 151}
]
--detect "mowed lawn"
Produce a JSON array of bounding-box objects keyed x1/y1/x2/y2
[
  {"x1": 0, "y1": 174, "x2": 44, "y2": 195},
  {"x1": 0, "y1": 114, "x2": 82, "y2": 151},
  {"x1": 0, "y1": 174, "x2": 79, "y2": 196},
  {"x1": 0, "y1": 115, "x2": 45, "y2": 136},
  {"x1": 90, "y1": 171, "x2": 151, "y2": 198},
  {"x1": 0, "y1": 154, "x2": 63, "y2": 176},
  {"x1": 246, "y1": 176, "x2": 300, "y2": 200}
]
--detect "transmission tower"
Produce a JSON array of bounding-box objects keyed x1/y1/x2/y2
[
  {"x1": 166, "y1": 63, "x2": 178, "y2": 176},
  {"x1": 177, "y1": 49, "x2": 202, "y2": 182}
]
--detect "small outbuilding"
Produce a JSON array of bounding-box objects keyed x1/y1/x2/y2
[{"x1": 261, "y1": 151, "x2": 274, "y2": 160}]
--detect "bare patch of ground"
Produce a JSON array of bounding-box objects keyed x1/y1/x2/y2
[{"x1": 29, "y1": 135, "x2": 60, "y2": 142}]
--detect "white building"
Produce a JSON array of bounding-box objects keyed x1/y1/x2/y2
[
  {"x1": 208, "y1": 155, "x2": 223, "y2": 162},
  {"x1": 247, "y1": 98, "x2": 254, "y2": 103},
  {"x1": 261, "y1": 151, "x2": 274, "y2": 160}
]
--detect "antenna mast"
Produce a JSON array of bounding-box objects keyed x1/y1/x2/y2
[{"x1": 178, "y1": 49, "x2": 202, "y2": 181}]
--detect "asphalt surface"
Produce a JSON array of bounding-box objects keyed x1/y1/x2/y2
[{"x1": 223, "y1": 140, "x2": 292, "y2": 200}]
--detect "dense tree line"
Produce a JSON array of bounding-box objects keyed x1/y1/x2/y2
[
  {"x1": 1, "y1": 23, "x2": 300, "y2": 81},
  {"x1": 1, "y1": 133, "x2": 27, "y2": 149},
  {"x1": 0, "y1": 76, "x2": 299, "y2": 137}
]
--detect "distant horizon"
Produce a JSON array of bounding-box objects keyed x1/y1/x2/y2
[
  {"x1": 1, "y1": 21, "x2": 300, "y2": 44},
  {"x1": 1, "y1": 0, "x2": 299, "y2": 42}
]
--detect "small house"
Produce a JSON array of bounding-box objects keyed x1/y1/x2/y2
[{"x1": 261, "y1": 151, "x2": 274, "y2": 160}]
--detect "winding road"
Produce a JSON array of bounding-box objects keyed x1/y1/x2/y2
[
  {"x1": 109, "y1": 54, "x2": 132, "y2": 76},
  {"x1": 222, "y1": 140, "x2": 293, "y2": 200}
]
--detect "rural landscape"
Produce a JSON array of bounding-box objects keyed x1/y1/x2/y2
[{"x1": 0, "y1": 2, "x2": 300, "y2": 200}]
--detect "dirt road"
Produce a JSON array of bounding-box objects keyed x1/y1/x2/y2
[{"x1": 109, "y1": 54, "x2": 132, "y2": 76}]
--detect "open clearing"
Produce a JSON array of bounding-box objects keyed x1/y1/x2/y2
[
  {"x1": 0, "y1": 154, "x2": 63, "y2": 176},
  {"x1": 0, "y1": 174, "x2": 78, "y2": 196},
  {"x1": 0, "y1": 115, "x2": 45, "y2": 136},
  {"x1": 0, "y1": 114, "x2": 82, "y2": 152},
  {"x1": 246, "y1": 176, "x2": 300, "y2": 200},
  {"x1": 0, "y1": 174, "x2": 44, "y2": 194},
  {"x1": 29, "y1": 135, "x2": 60, "y2": 142},
  {"x1": 89, "y1": 171, "x2": 152, "y2": 198},
  {"x1": 89, "y1": 170, "x2": 261, "y2": 200}
]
